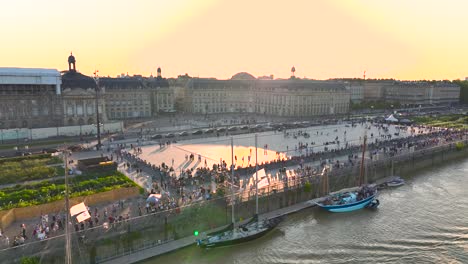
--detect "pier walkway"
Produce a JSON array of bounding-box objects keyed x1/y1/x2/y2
[{"x1": 98, "y1": 198, "x2": 319, "y2": 264}]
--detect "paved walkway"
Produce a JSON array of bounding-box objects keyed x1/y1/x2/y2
[{"x1": 99, "y1": 197, "x2": 319, "y2": 264}]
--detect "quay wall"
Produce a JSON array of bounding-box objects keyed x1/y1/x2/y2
[
  {"x1": 1, "y1": 140, "x2": 467, "y2": 263},
  {"x1": 91, "y1": 140, "x2": 468, "y2": 264}
]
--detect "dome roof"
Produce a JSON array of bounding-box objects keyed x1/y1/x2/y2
[
  {"x1": 62, "y1": 71, "x2": 97, "y2": 89},
  {"x1": 231, "y1": 72, "x2": 256, "y2": 80}
]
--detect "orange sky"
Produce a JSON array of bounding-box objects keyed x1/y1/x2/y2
[{"x1": 1, "y1": 0, "x2": 467, "y2": 80}]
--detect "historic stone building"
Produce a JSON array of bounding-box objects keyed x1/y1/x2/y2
[
  {"x1": 0, "y1": 67, "x2": 63, "y2": 129},
  {"x1": 184, "y1": 75, "x2": 350, "y2": 117},
  {"x1": 61, "y1": 53, "x2": 107, "y2": 127},
  {"x1": 101, "y1": 77, "x2": 150, "y2": 120},
  {"x1": 254, "y1": 80, "x2": 350, "y2": 116},
  {"x1": 101, "y1": 67, "x2": 173, "y2": 120},
  {"x1": 186, "y1": 79, "x2": 254, "y2": 114},
  {"x1": 384, "y1": 81, "x2": 460, "y2": 106}
]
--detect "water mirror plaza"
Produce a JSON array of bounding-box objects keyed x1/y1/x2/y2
[{"x1": 125, "y1": 122, "x2": 418, "y2": 193}]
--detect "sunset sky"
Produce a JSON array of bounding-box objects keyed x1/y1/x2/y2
[{"x1": 1, "y1": 0, "x2": 467, "y2": 80}]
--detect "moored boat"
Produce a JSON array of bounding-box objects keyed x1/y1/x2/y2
[
  {"x1": 386, "y1": 177, "x2": 405, "y2": 187},
  {"x1": 316, "y1": 133, "x2": 379, "y2": 213},
  {"x1": 197, "y1": 216, "x2": 282, "y2": 248},
  {"x1": 315, "y1": 186, "x2": 378, "y2": 213},
  {"x1": 197, "y1": 135, "x2": 282, "y2": 249}
]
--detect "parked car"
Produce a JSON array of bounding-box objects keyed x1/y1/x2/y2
[
  {"x1": 178, "y1": 131, "x2": 189, "y2": 136},
  {"x1": 42, "y1": 148, "x2": 59, "y2": 154},
  {"x1": 216, "y1": 127, "x2": 226, "y2": 132},
  {"x1": 227, "y1": 126, "x2": 238, "y2": 131},
  {"x1": 192, "y1": 130, "x2": 203, "y2": 135},
  {"x1": 165, "y1": 133, "x2": 175, "y2": 138},
  {"x1": 151, "y1": 134, "x2": 163, "y2": 139},
  {"x1": 204, "y1": 128, "x2": 215, "y2": 134}
]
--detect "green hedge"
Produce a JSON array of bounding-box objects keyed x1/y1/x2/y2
[
  {"x1": 0, "y1": 153, "x2": 63, "y2": 164},
  {"x1": 0, "y1": 158, "x2": 59, "y2": 185},
  {"x1": 0, "y1": 172, "x2": 137, "y2": 210}
]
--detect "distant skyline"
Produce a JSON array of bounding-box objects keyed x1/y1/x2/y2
[{"x1": 1, "y1": 0, "x2": 467, "y2": 80}]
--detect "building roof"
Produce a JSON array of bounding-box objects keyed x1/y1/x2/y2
[
  {"x1": 0, "y1": 67, "x2": 61, "y2": 85},
  {"x1": 186, "y1": 78, "x2": 346, "y2": 91},
  {"x1": 61, "y1": 71, "x2": 97, "y2": 89},
  {"x1": 231, "y1": 72, "x2": 256, "y2": 80},
  {"x1": 99, "y1": 77, "x2": 144, "y2": 89},
  {"x1": 0, "y1": 67, "x2": 60, "y2": 77},
  {"x1": 188, "y1": 78, "x2": 254, "y2": 89},
  {"x1": 256, "y1": 79, "x2": 347, "y2": 91},
  {"x1": 98, "y1": 77, "x2": 170, "y2": 89},
  {"x1": 146, "y1": 78, "x2": 170, "y2": 88}
]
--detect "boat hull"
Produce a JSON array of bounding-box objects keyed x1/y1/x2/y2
[
  {"x1": 198, "y1": 217, "x2": 282, "y2": 249},
  {"x1": 316, "y1": 193, "x2": 377, "y2": 213},
  {"x1": 386, "y1": 181, "x2": 404, "y2": 187}
]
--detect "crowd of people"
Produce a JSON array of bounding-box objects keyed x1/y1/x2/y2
[{"x1": 2, "y1": 120, "x2": 466, "y2": 250}]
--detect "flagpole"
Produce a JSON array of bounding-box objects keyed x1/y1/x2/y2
[
  {"x1": 255, "y1": 134, "x2": 258, "y2": 216},
  {"x1": 64, "y1": 148, "x2": 72, "y2": 264}
]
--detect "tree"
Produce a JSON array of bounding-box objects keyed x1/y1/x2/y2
[
  {"x1": 20, "y1": 257, "x2": 40, "y2": 264},
  {"x1": 453, "y1": 80, "x2": 468, "y2": 104}
]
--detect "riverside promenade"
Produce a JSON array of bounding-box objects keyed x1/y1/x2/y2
[{"x1": 98, "y1": 198, "x2": 319, "y2": 264}]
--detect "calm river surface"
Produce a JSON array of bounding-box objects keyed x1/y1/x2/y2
[{"x1": 142, "y1": 158, "x2": 468, "y2": 264}]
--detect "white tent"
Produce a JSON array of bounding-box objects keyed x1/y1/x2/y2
[
  {"x1": 70, "y1": 202, "x2": 91, "y2": 223},
  {"x1": 385, "y1": 114, "x2": 399, "y2": 122}
]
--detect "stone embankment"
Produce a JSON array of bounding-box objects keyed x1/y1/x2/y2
[{"x1": 1, "y1": 139, "x2": 466, "y2": 264}]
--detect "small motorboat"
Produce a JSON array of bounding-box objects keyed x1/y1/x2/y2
[
  {"x1": 366, "y1": 199, "x2": 380, "y2": 209},
  {"x1": 386, "y1": 177, "x2": 405, "y2": 187}
]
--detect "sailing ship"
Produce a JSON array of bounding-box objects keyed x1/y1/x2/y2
[
  {"x1": 315, "y1": 134, "x2": 378, "y2": 212},
  {"x1": 197, "y1": 136, "x2": 283, "y2": 248}
]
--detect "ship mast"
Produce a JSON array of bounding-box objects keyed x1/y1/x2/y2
[
  {"x1": 359, "y1": 134, "x2": 367, "y2": 186},
  {"x1": 255, "y1": 134, "x2": 259, "y2": 217},
  {"x1": 230, "y1": 137, "x2": 235, "y2": 226}
]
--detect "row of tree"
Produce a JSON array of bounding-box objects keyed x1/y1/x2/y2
[{"x1": 453, "y1": 80, "x2": 468, "y2": 104}]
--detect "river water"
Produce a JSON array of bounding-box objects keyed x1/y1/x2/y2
[{"x1": 141, "y1": 158, "x2": 468, "y2": 264}]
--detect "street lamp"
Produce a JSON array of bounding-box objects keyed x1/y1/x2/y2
[
  {"x1": 93, "y1": 71, "x2": 102, "y2": 150},
  {"x1": 0, "y1": 121, "x2": 4, "y2": 144},
  {"x1": 15, "y1": 128, "x2": 19, "y2": 146}
]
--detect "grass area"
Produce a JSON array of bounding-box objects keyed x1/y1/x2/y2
[
  {"x1": 0, "y1": 139, "x2": 73, "y2": 150},
  {"x1": 412, "y1": 114, "x2": 468, "y2": 129},
  {"x1": 0, "y1": 154, "x2": 63, "y2": 185},
  {"x1": 0, "y1": 171, "x2": 137, "y2": 210}
]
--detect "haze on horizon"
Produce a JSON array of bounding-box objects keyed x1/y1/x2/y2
[{"x1": 1, "y1": 0, "x2": 467, "y2": 80}]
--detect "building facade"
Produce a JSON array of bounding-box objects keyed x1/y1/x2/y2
[
  {"x1": 0, "y1": 68, "x2": 63, "y2": 129},
  {"x1": 384, "y1": 81, "x2": 460, "y2": 105},
  {"x1": 185, "y1": 77, "x2": 350, "y2": 117},
  {"x1": 61, "y1": 53, "x2": 107, "y2": 127}
]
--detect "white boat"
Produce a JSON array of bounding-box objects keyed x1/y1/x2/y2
[{"x1": 386, "y1": 177, "x2": 405, "y2": 187}]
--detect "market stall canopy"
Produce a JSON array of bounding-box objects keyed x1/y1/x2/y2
[{"x1": 385, "y1": 114, "x2": 399, "y2": 122}]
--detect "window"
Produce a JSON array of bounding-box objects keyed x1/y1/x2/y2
[
  {"x1": 77, "y1": 105, "x2": 83, "y2": 116},
  {"x1": 67, "y1": 105, "x2": 73, "y2": 116},
  {"x1": 87, "y1": 105, "x2": 94, "y2": 115}
]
